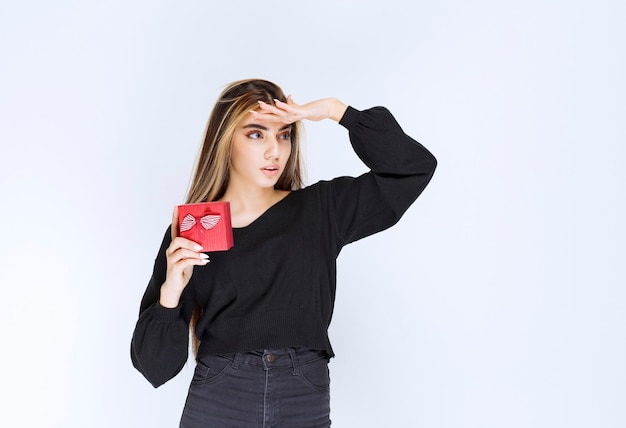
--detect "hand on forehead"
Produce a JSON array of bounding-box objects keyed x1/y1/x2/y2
[{"x1": 249, "y1": 95, "x2": 301, "y2": 125}]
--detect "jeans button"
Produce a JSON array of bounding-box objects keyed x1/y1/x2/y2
[{"x1": 266, "y1": 354, "x2": 275, "y2": 362}]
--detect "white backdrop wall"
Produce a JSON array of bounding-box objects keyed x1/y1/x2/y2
[{"x1": 1, "y1": 1, "x2": 624, "y2": 427}]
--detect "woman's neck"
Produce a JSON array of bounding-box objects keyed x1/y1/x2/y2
[{"x1": 220, "y1": 187, "x2": 290, "y2": 228}]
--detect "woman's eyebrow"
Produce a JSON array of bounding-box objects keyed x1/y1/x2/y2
[{"x1": 242, "y1": 124, "x2": 292, "y2": 131}]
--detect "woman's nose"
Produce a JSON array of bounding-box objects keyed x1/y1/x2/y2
[{"x1": 265, "y1": 138, "x2": 280, "y2": 160}]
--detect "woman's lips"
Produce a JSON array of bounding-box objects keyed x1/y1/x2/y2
[{"x1": 261, "y1": 164, "x2": 280, "y2": 176}]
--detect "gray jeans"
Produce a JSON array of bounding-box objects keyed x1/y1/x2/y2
[{"x1": 180, "y1": 348, "x2": 331, "y2": 427}]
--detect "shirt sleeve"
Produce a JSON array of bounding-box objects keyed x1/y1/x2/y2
[
  {"x1": 130, "y1": 227, "x2": 195, "y2": 388},
  {"x1": 329, "y1": 105, "x2": 437, "y2": 246}
]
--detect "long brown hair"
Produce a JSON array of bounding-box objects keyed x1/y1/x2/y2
[{"x1": 185, "y1": 79, "x2": 305, "y2": 355}]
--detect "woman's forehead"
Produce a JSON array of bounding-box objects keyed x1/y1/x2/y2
[{"x1": 238, "y1": 119, "x2": 292, "y2": 132}]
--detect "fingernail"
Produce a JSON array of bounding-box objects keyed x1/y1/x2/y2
[
  {"x1": 194, "y1": 244, "x2": 203, "y2": 251},
  {"x1": 200, "y1": 253, "x2": 209, "y2": 259}
]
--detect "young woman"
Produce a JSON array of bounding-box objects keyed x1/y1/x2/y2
[{"x1": 131, "y1": 79, "x2": 437, "y2": 427}]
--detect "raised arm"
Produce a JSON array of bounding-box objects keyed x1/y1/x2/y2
[
  {"x1": 330, "y1": 105, "x2": 437, "y2": 246},
  {"x1": 254, "y1": 96, "x2": 437, "y2": 246}
]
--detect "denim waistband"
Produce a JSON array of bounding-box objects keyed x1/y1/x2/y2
[{"x1": 211, "y1": 347, "x2": 328, "y2": 370}]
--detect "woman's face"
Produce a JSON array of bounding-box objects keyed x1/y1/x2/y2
[{"x1": 229, "y1": 113, "x2": 292, "y2": 190}]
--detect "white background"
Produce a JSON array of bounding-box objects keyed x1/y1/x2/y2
[{"x1": 1, "y1": 1, "x2": 624, "y2": 427}]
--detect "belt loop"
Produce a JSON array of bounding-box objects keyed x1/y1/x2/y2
[
  {"x1": 287, "y1": 348, "x2": 299, "y2": 376},
  {"x1": 230, "y1": 353, "x2": 240, "y2": 370}
]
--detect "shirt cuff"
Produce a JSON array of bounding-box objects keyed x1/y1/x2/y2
[
  {"x1": 153, "y1": 302, "x2": 183, "y2": 322},
  {"x1": 338, "y1": 105, "x2": 359, "y2": 130}
]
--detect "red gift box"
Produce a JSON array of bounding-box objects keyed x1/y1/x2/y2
[{"x1": 177, "y1": 202, "x2": 234, "y2": 252}]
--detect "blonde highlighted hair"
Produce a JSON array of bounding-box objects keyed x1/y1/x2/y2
[{"x1": 186, "y1": 79, "x2": 305, "y2": 355}]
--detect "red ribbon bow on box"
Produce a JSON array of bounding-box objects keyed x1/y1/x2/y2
[{"x1": 180, "y1": 213, "x2": 221, "y2": 232}]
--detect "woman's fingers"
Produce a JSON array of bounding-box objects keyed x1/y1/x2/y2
[
  {"x1": 254, "y1": 98, "x2": 338, "y2": 123},
  {"x1": 168, "y1": 236, "x2": 203, "y2": 253},
  {"x1": 166, "y1": 236, "x2": 208, "y2": 270},
  {"x1": 168, "y1": 246, "x2": 209, "y2": 264},
  {"x1": 162, "y1": 239, "x2": 209, "y2": 301},
  {"x1": 272, "y1": 98, "x2": 297, "y2": 112},
  {"x1": 166, "y1": 237, "x2": 209, "y2": 270},
  {"x1": 254, "y1": 99, "x2": 303, "y2": 123}
]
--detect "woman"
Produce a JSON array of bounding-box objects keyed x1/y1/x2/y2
[{"x1": 131, "y1": 79, "x2": 437, "y2": 427}]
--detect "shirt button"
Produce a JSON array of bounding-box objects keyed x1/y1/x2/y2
[{"x1": 266, "y1": 354, "x2": 275, "y2": 362}]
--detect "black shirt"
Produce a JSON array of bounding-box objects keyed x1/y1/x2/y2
[{"x1": 131, "y1": 106, "x2": 437, "y2": 387}]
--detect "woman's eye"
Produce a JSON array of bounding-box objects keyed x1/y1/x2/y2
[
  {"x1": 279, "y1": 133, "x2": 291, "y2": 140},
  {"x1": 247, "y1": 132, "x2": 262, "y2": 139}
]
